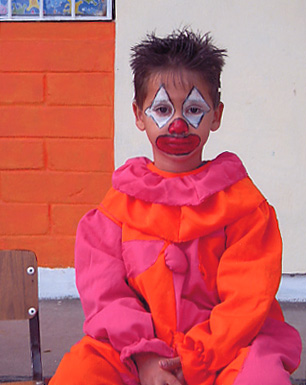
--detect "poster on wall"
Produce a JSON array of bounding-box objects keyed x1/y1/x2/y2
[{"x1": 0, "y1": 0, "x2": 113, "y2": 19}]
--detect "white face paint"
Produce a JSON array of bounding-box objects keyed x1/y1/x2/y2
[
  {"x1": 182, "y1": 87, "x2": 211, "y2": 128},
  {"x1": 145, "y1": 85, "x2": 175, "y2": 129}
]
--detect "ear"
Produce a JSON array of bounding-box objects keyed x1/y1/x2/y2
[
  {"x1": 210, "y1": 102, "x2": 224, "y2": 132},
  {"x1": 132, "y1": 101, "x2": 146, "y2": 132}
]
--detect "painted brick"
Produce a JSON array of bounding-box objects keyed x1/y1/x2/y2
[
  {"x1": 51, "y1": 204, "x2": 95, "y2": 235},
  {"x1": 2, "y1": 171, "x2": 112, "y2": 204},
  {"x1": 0, "y1": 73, "x2": 44, "y2": 104},
  {"x1": 0, "y1": 21, "x2": 115, "y2": 269},
  {"x1": 0, "y1": 139, "x2": 44, "y2": 170},
  {"x1": 0, "y1": 40, "x2": 114, "y2": 72},
  {"x1": 47, "y1": 73, "x2": 114, "y2": 106},
  {"x1": 0, "y1": 106, "x2": 113, "y2": 138},
  {"x1": 0, "y1": 235, "x2": 76, "y2": 267},
  {"x1": 0, "y1": 22, "x2": 115, "y2": 41},
  {"x1": 0, "y1": 203, "x2": 49, "y2": 235},
  {"x1": 46, "y1": 139, "x2": 114, "y2": 172}
]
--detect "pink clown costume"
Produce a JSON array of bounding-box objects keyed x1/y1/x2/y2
[{"x1": 50, "y1": 152, "x2": 301, "y2": 385}]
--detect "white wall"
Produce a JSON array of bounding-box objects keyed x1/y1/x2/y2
[{"x1": 114, "y1": 0, "x2": 306, "y2": 273}]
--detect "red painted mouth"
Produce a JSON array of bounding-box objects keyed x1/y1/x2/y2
[{"x1": 156, "y1": 134, "x2": 201, "y2": 155}]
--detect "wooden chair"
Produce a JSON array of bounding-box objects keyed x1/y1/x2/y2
[{"x1": 0, "y1": 250, "x2": 44, "y2": 385}]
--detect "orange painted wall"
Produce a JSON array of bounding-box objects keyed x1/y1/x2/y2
[{"x1": 0, "y1": 22, "x2": 115, "y2": 268}]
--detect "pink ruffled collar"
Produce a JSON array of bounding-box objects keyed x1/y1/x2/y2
[{"x1": 112, "y1": 152, "x2": 248, "y2": 206}]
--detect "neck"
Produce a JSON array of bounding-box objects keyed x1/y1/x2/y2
[{"x1": 152, "y1": 149, "x2": 203, "y2": 173}]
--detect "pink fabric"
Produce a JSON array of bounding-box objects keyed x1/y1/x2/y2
[
  {"x1": 233, "y1": 318, "x2": 302, "y2": 385},
  {"x1": 75, "y1": 209, "x2": 173, "y2": 370},
  {"x1": 122, "y1": 240, "x2": 164, "y2": 279},
  {"x1": 74, "y1": 154, "x2": 301, "y2": 383},
  {"x1": 112, "y1": 152, "x2": 248, "y2": 206},
  {"x1": 122, "y1": 238, "x2": 219, "y2": 335},
  {"x1": 172, "y1": 239, "x2": 220, "y2": 333},
  {"x1": 165, "y1": 243, "x2": 189, "y2": 273}
]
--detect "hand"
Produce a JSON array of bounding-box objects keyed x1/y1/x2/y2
[
  {"x1": 159, "y1": 357, "x2": 186, "y2": 385},
  {"x1": 134, "y1": 353, "x2": 183, "y2": 385}
]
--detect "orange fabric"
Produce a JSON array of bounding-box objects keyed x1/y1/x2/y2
[
  {"x1": 129, "y1": 242, "x2": 177, "y2": 346},
  {"x1": 99, "y1": 177, "x2": 283, "y2": 384},
  {"x1": 99, "y1": 190, "x2": 181, "y2": 241},
  {"x1": 121, "y1": 224, "x2": 163, "y2": 242},
  {"x1": 70, "y1": 164, "x2": 289, "y2": 385},
  {"x1": 197, "y1": 231, "x2": 225, "y2": 292},
  {"x1": 49, "y1": 331, "x2": 248, "y2": 385},
  {"x1": 173, "y1": 337, "x2": 251, "y2": 385},
  {"x1": 147, "y1": 160, "x2": 210, "y2": 178},
  {"x1": 268, "y1": 298, "x2": 285, "y2": 322},
  {"x1": 175, "y1": 202, "x2": 283, "y2": 383},
  {"x1": 99, "y1": 177, "x2": 265, "y2": 243},
  {"x1": 215, "y1": 347, "x2": 250, "y2": 385},
  {"x1": 49, "y1": 336, "x2": 137, "y2": 385}
]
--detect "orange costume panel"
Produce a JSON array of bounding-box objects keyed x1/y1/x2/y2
[{"x1": 50, "y1": 152, "x2": 301, "y2": 385}]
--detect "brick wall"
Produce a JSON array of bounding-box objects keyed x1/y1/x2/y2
[{"x1": 0, "y1": 22, "x2": 115, "y2": 267}]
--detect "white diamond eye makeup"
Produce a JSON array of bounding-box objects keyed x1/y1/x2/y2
[
  {"x1": 145, "y1": 86, "x2": 175, "y2": 129},
  {"x1": 182, "y1": 87, "x2": 211, "y2": 128}
]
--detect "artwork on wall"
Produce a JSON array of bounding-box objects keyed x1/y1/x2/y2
[
  {"x1": 0, "y1": 0, "x2": 112, "y2": 18},
  {"x1": 0, "y1": 0, "x2": 8, "y2": 14}
]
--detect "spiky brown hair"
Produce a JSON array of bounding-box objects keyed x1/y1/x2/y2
[{"x1": 130, "y1": 28, "x2": 227, "y2": 109}]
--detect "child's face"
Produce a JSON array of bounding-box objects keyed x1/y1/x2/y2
[{"x1": 133, "y1": 69, "x2": 223, "y2": 172}]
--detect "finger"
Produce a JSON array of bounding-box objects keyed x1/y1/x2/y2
[
  {"x1": 159, "y1": 357, "x2": 181, "y2": 371},
  {"x1": 175, "y1": 368, "x2": 185, "y2": 384},
  {"x1": 161, "y1": 371, "x2": 182, "y2": 385}
]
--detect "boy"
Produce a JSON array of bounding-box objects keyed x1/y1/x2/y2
[{"x1": 50, "y1": 29, "x2": 301, "y2": 385}]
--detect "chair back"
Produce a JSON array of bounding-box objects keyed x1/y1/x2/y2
[
  {"x1": 0, "y1": 250, "x2": 39, "y2": 320},
  {"x1": 0, "y1": 250, "x2": 43, "y2": 384}
]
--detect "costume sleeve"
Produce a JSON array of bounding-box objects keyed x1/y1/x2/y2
[
  {"x1": 176, "y1": 201, "x2": 282, "y2": 383},
  {"x1": 75, "y1": 209, "x2": 174, "y2": 372}
]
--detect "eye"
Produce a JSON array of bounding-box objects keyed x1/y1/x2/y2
[
  {"x1": 144, "y1": 85, "x2": 175, "y2": 128},
  {"x1": 188, "y1": 106, "x2": 202, "y2": 114},
  {"x1": 154, "y1": 104, "x2": 172, "y2": 115},
  {"x1": 182, "y1": 87, "x2": 211, "y2": 128}
]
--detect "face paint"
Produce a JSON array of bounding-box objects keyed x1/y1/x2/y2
[
  {"x1": 182, "y1": 87, "x2": 211, "y2": 128},
  {"x1": 156, "y1": 134, "x2": 201, "y2": 155},
  {"x1": 145, "y1": 85, "x2": 209, "y2": 156},
  {"x1": 145, "y1": 85, "x2": 174, "y2": 128},
  {"x1": 168, "y1": 118, "x2": 189, "y2": 135}
]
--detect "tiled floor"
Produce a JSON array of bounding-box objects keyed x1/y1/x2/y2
[{"x1": 0, "y1": 300, "x2": 304, "y2": 383}]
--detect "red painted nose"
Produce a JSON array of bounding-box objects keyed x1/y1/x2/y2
[{"x1": 168, "y1": 118, "x2": 189, "y2": 135}]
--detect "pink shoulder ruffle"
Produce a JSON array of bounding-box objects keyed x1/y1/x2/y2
[{"x1": 112, "y1": 152, "x2": 248, "y2": 206}]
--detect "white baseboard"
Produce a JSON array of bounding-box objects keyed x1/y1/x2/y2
[
  {"x1": 38, "y1": 268, "x2": 306, "y2": 302},
  {"x1": 38, "y1": 267, "x2": 79, "y2": 299},
  {"x1": 276, "y1": 274, "x2": 306, "y2": 302}
]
